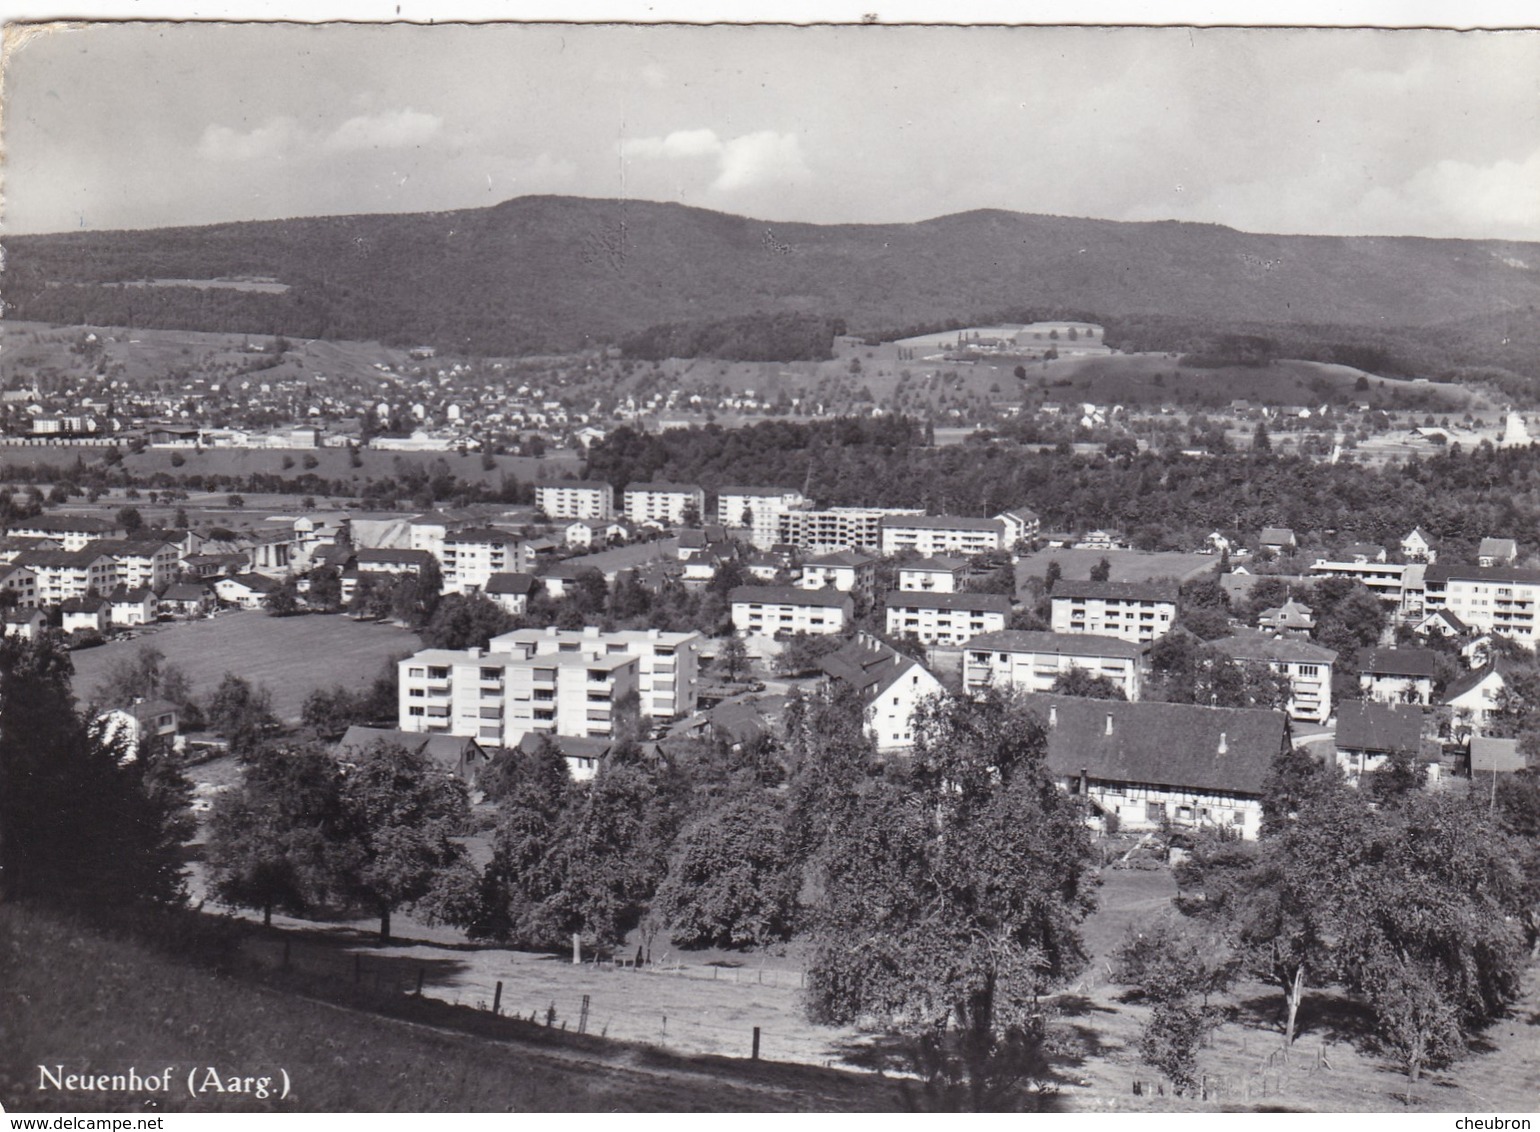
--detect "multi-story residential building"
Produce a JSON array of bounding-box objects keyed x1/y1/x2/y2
[
  {"x1": 488, "y1": 625, "x2": 702, "y2": 721},
  {"x1": 1050, "y1": 579, "x2": 1178, "y2": 644},
  {"x1": 1308, "y1": 557, "x2": 1413, "y2": 611},
  {"x1": 799, "y1": 550, "x2": 878, "y2": 595},
  {"x1": 622, "y1": 482, "x2": 705, "y2": 527},
  {"x1": 777, "y1": 507, "x2": 925, "y2": 554},
  {"x1": 398, "y1": 644, "x2": 638, "y2": 748},
  {"x1": 1206, "y1": 630, "x2": 1337, "y2": 724},
  {"x1": 995, "y1": 508, "x2": 1041, "y2": 549},
  {"x1": 885, "y1": 591, "x2": 1011, "y2": 646},
  {"x1": 1038, "y1": 694, "x2": 1292, "y2": 840},
  {"x1": 716, "y1": 485, "x2": 807, "y2": 550},
  {"x1": 729, "y1": 585, "x2": 853, "y2": 636},
  {"x1": 9, "y1": 515, "x2": 127, "y2": 551},
  {"x1": 534, "y1": 480, "x2": 614, "y2": 521},
  {"x1": 897, "y1": 556, "x2": 968, "y2": 593},
  {"x1": 962, "y1": 630, "x2": 1143, "y2": 699},
  {"x1": 440, "y1": 528, "x2": 520, "y2": 594},
  {"x1": 1421, "y1": 564, "x2": 1540, "y2": 647},
  {"x1": 408, "y1": 511, "x2": 476, "y2": 561},
  {"x1": 0, "y1": 564, "x2": 38, "y2": 608},
  {"x1": 1358, "y1": 647, "x2": 1437, "y2": 705},
  {"x1": 818, "y1": 633, "x2": 946, "y2": 750},
  {"x1": 879, "y1": 515, "x2": 1006, "y2": 558},
  {"x1": 13, "y1": 549, "x2": 118, "y2": 605},
  {"x1": 83, "y1": 539, "x2": 180, "y2": 591}
]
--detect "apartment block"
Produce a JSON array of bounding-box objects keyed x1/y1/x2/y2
[
  {"x1": 896, "y1": 556, "x2": 968, "y2": 593},
  {"x1": 622, "y1": 482, "x2": 705, "y2": 526},
  {"x1": 799, "y1": 550, "x2": 878, "y2": 594},
  {"x1": 1206, "y1": 631, "x2": 1337, "y2": 724},
  {"x1": 83, "y1": 539, "x2": 181, "y2": 591},
  {"x1": 962, "y1": 630, "x2": 1143, "y2": 699},
  {"x1": 398, "y1": 645, "x2": 638, "y2": 747},
  {"x1": 729, "y1": 585, "x2": 853, "y2": 636},
  {"x1": 716, "y1": 485, "x2": 807, "y2": 550},
  {"x1": 534, "y1": 481, "x2": 615, "y2": 521},
  {"x1": 879, "y1": 515, "x2": 1006, "y2": 557},
  {"x1": 777, "y1": 507, "x2": 925, "y2": 554},
  {"x1": 1422, "y1": 564, "x2": 1540, "y2": 647},
  {"x1": 440, "y1": 527, "x2": 521, "y2": 593},
  {"x1": 884, "y1": 591, "x2": 1011, "y2": 646},
  {"x1": 1050, "y1": 579, "x2": 1178, "y2": 644},
  {"x1": 13, "y1": 549, "x2": 119, "y2": 605},
  {"x1": 489, "y1": 625, "x2": 702, "y2": 720}
]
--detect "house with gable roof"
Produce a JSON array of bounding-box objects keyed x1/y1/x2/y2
[{"x1": 818, "y1": 633, "x2": 946, "y2": 750}]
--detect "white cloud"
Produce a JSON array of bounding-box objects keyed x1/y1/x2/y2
[
  {"x1": 198, "y1": 117, "x2": 301, "y2": 163},
  {"x1": 620, "y1": 128, "x2": 723, "y2": 160},
  {"x1": 711, "y1": 131, "x2": 811, "y2": 193},
  {"x1": 620, "y1": 127, "x2": 812, "y2": 195},
  {"x1": 1371, "y1": 149, "x2": 1540, "y2": 239},
  {"x1": 323, "y1": 109, "x2": 443, "y2": 152}
]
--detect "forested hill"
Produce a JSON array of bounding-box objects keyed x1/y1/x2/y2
[
  {"x1": 7, "y1": 195, "x2": 1539, "y2": 364},
  {"x1": 585, "y1": 418, "x2": 1540, "y2": 554}
]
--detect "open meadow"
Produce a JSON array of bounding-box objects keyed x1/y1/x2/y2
[
  {"x1": 70, "y1": 610, "x2": 421, "y2": 721},
  {"x1": 1015, "y1": 547, "x2": 1217, "y2": 590}
]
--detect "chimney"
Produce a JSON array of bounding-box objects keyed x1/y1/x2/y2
[
  {"x1": 1048, "y1": 705, "x2": 1057, "y2": 728},
  {"x1": 1079, "y1": 766, "x2": 1088, "y2": 795},
  {"x1": 1217, "y1": 731, "x2": 1228, "y2": 755},
  {"x1": 469, "y1": 646, "x2": 482, "y2": 659},
  {"x1": 1105, "y1": 712, "x2": 1114, "y2": 737}
]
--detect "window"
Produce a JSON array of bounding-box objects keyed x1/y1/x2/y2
[
  {"x1": 409, "y1": 706, "x2": 425, "y2": 716},
  {"x1": 1145, "y1": 801, "x2": 1167, "y2": 822}
]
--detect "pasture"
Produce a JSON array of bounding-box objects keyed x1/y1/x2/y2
[
  {"x1": 1016, "y1": 548, "x2": 1216, "y2": 589},
  {"x1": 71, "y1": 610, "x2": 421, "y2": 721}
]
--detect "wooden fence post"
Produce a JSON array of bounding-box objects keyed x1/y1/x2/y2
[
  {"x1": 579, "y1": 994, "x2": 590, "y2": 1034},
  {"x1": 752, "y1": 1026, "x2": 761, "y2": 1061},
  {"x1": 492, "y1": 980, "x2": 503, "y2": 1016}
]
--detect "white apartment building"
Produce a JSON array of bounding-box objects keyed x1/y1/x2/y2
[
  {"x1": 489, "y1": 625, "x2": 702, "y2": 721},
  {"x1": 535, "y1": 481, "x2": 615, "y2": 520},
  {"x1": 884, "y1": 591, "x2": 1012, "y2": 646},
  {"x1": 879, "y1": 515, "x2": 1006, "y2": 558},
  {"x1": 440, "y1": 528, "x2": 520, "y2": 594},
  {"x1": 897, "y1": 556, "x2": 968, "y2": 593},
  {"x1": 799, "y1": 551, "x2": 878, "y2": 594},
  {"x1": 408, "y1": 512, "x2": 474, "y2": 562},
  {"x1": 1422, "y1": 564, "x2": 1540, "y2": 647},
  {"x1": 1050, "y1": 580, "x2": 1178, "y2": 644},
  {"x1": 622, "y1": 482, "x2": 705, "y2": 526},
  {"x1": 1308, "y1": 558, "x2": 1414, "y2": 612},
  {"x1": 13, "y1": 549, "x2": 118, "y2": 605},
  {"x1": 398, "y1": 645, "x2": 639, "y2": 748},
  {"x1": 0, "y1": 564, "x2": 38, "y2": 608},
  {"x1": 9, "y1": 515, "x2": 127, "y2": 551},
  {"x1": 84, "y1": 539, "x2": 180, "y2": 591},
  {"x1": 1206, "y1": 631, "x2": 1337, "y2": 724},
  {"x1": 962, "y1": 630, "x2": 1144, "y2": 699},
  {"x1": 996, "y1": 508, "x2": 1042, "y2": 549},
  {"x1": 777, "y1": 507, "x2": 925, "y2": 554},
  {"x1": 730, "y1": 585, "x2": 853, "y2": 636},
  {"x1": 716, "y1": 486, "x2": 807, "y2": 550}
]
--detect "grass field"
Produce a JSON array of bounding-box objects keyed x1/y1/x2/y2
[
  {"x1": 1015, "y1": 548, "x2": 1217, "y2": 590},
  {"x1": 0, "y1": 905, "x2": 901, "y2": 1113},
  {"x1": 70, "y1": 611, "x2": 421, "y2": 721}
]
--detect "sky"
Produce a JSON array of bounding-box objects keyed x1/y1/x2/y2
[{"x1": 4, "y1": 20, "x2": 1539, "y2": 240}]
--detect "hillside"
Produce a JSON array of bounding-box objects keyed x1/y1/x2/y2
[{"x1": 7, "y1": 197, "x2": 1539, "y2": 373}]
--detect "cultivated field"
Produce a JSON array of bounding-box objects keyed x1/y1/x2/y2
[
  {"x1": 71, "y1": 611, "x2": 421, "y2": 721},
  {"x1": 1015, "y1": 548, "x2": 1217, "y2": 589}
]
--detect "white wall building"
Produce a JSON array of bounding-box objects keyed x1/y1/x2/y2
[
  {"x1": 1050, "y1": 580, "x2": 1178, "y2": 644},
  {"x1": 535, "y1": 481, "x2": 615, "y2": 520},
  {"x1": 730, "y1": 585, "x2": 853, "y2": 636},
  {"x1": 962, "y1": 630, "x2": 1144, "y2": 699},
  {"x1": 489, "y1": 625, "x2": 703, "y2": 721},
  {"x1": 716, "y1": 485, "x2": 807, "y2": 550},
  {"x1": 879, "y1": 515, "x2": 1006, "y2": 558},
  {"x1": 623, "y1": 482, "x2": 705, "y2": 526},
  {"x1": 885, "y1": 591, "x2": 1012, "y2": 646}
]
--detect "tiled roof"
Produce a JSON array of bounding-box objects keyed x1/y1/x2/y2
[
  {"x1": 1359, "y1": 647, "x2": 1438, "y2": 678},
  {"x1": 1052, "y1": 579, "x2": 1181, "y2": 603},
  {"x1": 1424, "y1": 563, "x2": 1540, "y2": 585},
  {"x1": 1335, "y1": 701, "x2": 1424, "y2": 753},
  {"x1": 880, "y1": 514, "x2": 1004, "y2": 532},
  {"x1": 965, "y1": 629, "x2": 1141, "y2": 658},
  {"x1": 730, "y1": 585, "x2": 852, "y2": 609},
  {"x1": 1031, "y1": 693, "x2": 1288, "y2": 797},
  {"x1": 1209, "y1": 630, "x2": 1337, "y2": 665},
  {"x1": 484, "y1": 571, "x2": 536, "y2": 595},
  {"x1": 886, "y1": 591, "x2": 1014, "y2": 614}
]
